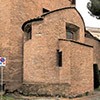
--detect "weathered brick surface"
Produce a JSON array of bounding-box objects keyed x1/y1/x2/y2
[
  {"x1": 0, "y1": 0, "x2": 23, "y2": 92},
  {"x1": 23, "y1": 7, "x2": 93, "y2": 96},
  {"x1": 0, "y1": 0, "x2": 96, "y2": 97},
  {"x1": 59, "y1": 40, "x2": 93, "y2": 95},
  {"x1": 70, "y1": 42, "x2": 93, "y2": 95},
  {"x1": 0, "y1": 0, "x2": 74, "y2": 91},
  {"x1": 24, "y1": 8, "x2": 85, "y2": 83},
  {"x1": 85, "y1": 37, "x2": 100, "y2": 69}
]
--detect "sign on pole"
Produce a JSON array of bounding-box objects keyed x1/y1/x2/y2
[{"x1": 0, "y1": 57, "x2": 6, "y2": 67}]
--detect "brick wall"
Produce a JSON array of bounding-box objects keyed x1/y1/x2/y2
[
  {"x1": 22, "y1": 7, "x2": 93, "y2": 96},
  {"x1": 85, "y1": 37, "x2": 100, "y2": 69},
  {"x1": 70, "y1": 41, "x2": 93, "y2": 95},
  {"x1": 23, "y1": 8, "x2": 85, "y2": 83},
  {"x1": 0, "y1": 0, "x2": 74, "y2": 91},
  {"x1": 0, "y1": 0, "x2": 94, "y2": 95}
]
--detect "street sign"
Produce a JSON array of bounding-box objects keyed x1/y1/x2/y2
[{"x1": 0, "y1": 57, "x2": 6, "y2": 67}]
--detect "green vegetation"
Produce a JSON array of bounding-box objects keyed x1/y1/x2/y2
[
  {"x1": 96, "y1": 86, "x2": 100, "y2": 91},
  {"x1": 0, "y1": 95, "x2": 14, "y2": 100},
  {"x1": 0, "y1": 95, "x2": 23, "y2": 100},
  {"x1": 87, "y1": 0, "x2": 100, "y2": 19}
]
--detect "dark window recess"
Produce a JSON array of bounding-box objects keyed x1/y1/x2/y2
[
  {"x1": 66, "y1": 23, "x2": 79, "y2": 40},
  {"x1": 26, "y1": 25, "x2": 32, "y2": 41},
  {"x1": 27, "y1": 31, "x2": 32, "y2": 40},
  {"x1": 67, "y1": 30, "x2": 74, "y2": 39},
  {"x1": 57, "y1": 50, "x2": 62, "y2": 67},
  {"x1": 43, "y1": 8, "x2": 50, "y2": 13},
  {"x1": 72, "y1": 0, "x2": 75, "y2": 4},
  {"x1": 0, "y1": 84, "x2": 5, "y2": 91},
  {"x1": 93, "y1": 64, "x2": 100, "y2": 89}
]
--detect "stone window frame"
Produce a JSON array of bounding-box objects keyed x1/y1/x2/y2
[{"x1": 66, "y1": 23, "x2": 79, "y2": 41}]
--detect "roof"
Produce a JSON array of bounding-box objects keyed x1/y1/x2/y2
[
  {"x1": 86, "y1": 27, "x2": 100, "y2": 40},
  {"x1": 22, "y1": 7, "x2": 85, "y2": 33}
]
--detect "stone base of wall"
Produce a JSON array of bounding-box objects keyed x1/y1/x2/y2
[
  {"x1": 17, "y1": 83, "x2": 70, "y2": 97},
  {"x1": 4, "y1": 81, "x2": 22, "y2": 92},
  {"x1": 3, "y1": 82, "x2": 93, "y2": 99}
]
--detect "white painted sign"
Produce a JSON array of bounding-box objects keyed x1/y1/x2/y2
[{"x1": 0, "y1": 57, "x2": 6, "y2": 67}]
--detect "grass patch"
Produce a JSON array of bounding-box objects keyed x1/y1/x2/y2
[
  {"x1": 95, "y1": 86, "x2": 100, "y2": 91},
  {"x1": 0, "y1": 95, "x2": 23, "y2": 100},
  {"x1": 0, "y1": 95, "x2": 14, "y2": 100}
]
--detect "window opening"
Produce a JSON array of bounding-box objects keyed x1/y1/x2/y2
[
  {"x1": 67, "y1": 30, "x2": 74, "y2": 39},
  {"x1": 25, "y1": 25, "x2": 32, "y2": 41},
  {"x1": 0, "y1": 84, "x2": 5, "y2": 91},
  {"x1": 57, "y1": 50, "x2": 62, "y2": 67},
  {"x1": 66, "y1": 23, "x2": 79, "y2": 40},
  {"x1": 27, "y1": 31, "x2": 32, "y2": 40}
]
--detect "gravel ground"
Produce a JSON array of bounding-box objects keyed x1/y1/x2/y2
[
  {"x1": 1, "y1": 91, "x2": 100, "y2": 100},
  {"x1": 16, "y1": 91, "x2": 100, "y2": 100},
  {"x1": 71, "y1": 91, "x2": 100, "y2": 100},
  {"x1": 22, "y1": 91, "x2": 100, "y2": 100}
]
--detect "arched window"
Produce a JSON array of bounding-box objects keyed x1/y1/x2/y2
[{"x1": 66, "y1": 23, "x2": 79, "y2": 40}]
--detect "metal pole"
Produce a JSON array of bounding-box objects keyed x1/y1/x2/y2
[
  {"x1": 1, "y1": 67, "x2": 3, "y2": 100},
  {"x1": 1, "y1": 67, "x2": 3, "y2": 92}
]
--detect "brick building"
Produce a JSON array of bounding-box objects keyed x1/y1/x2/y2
[
  {"x1": 85, "y1": 27, "x2": 100, "y2": 70},
  {"x1": 0, "y1": 0, "x2": 100, "y2": 97}
]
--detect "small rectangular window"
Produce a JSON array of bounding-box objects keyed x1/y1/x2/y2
[
  {"x1": 25, "y1": 25, "x2": 32, "y2": 41},
  {"x1": 57, "y1": 50, "x2": 62, "y2": 67}
]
